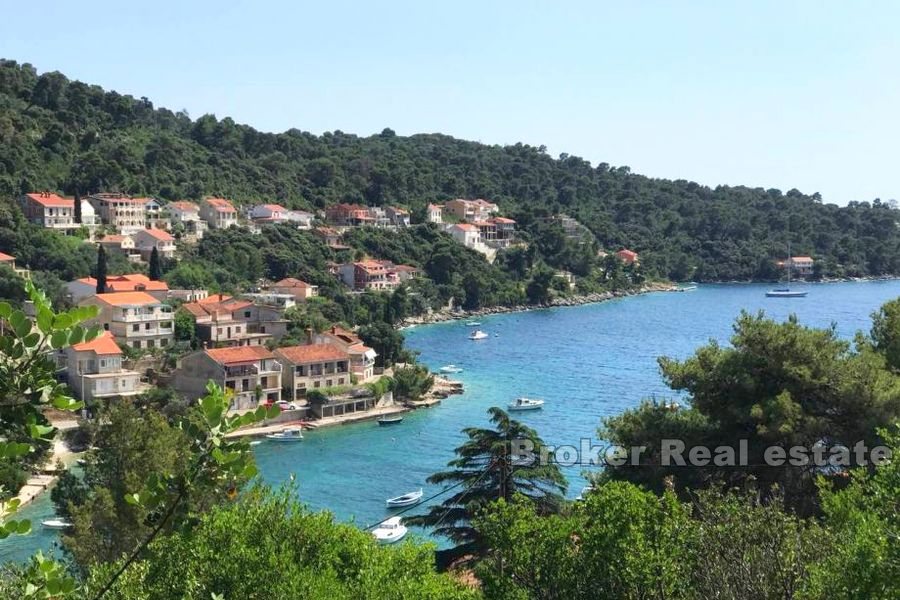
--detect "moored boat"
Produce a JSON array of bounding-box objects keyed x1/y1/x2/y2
[
  {"x1": 439, "y1": 364, "x2": 463, "y2": 373},
  {"x1": 508, "y1": 397, "x2": 544, "y2": 411},
  {"x1": 465, "y1": 321, "x2": 482, "y2": 326},
  {"x1": 372, "y1": 516, "x2": 408, "y2": 543},
  {"x1": 766, "y1": 288, "x2": 808, "y2": 298},
  {"x1": 265, "y1": 427, "x2": 304, "y2": 442},
  {"x1": 469, "y1": 330, "x2": 489, "y2": 340},
  {"x1": 377, "y1": 415, "x2": 404, "y2": 426},
  {"x1": 385, "y1": 488, "x2": 423, "y2": 508},
  {"x1": 41, "y1": 519, "x2": 73, "y2": 529}
]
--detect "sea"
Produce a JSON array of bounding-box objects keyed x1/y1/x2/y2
[{"x1": 4, "y1": 280, "x2": 900, "y2": 562}]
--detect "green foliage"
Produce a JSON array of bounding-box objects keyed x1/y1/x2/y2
[
  {"x1": 358, "y1": 321, "x2": 406, "y2": 367},
  {"x1": 391, "y1": 365, "x2": 433, "y2": 401},
  {"x1": 95, "y1": 245, "x2": 107, "y2": 293},
  {"x1": 870, "y1": 297, "x2": 900, "y2": 372},
  {"x1": 147, "y1": 247, "x2": 161, "y2": 281},
  {"x1": 82, "y1": 487, "x2": 478, "y2": 600}
]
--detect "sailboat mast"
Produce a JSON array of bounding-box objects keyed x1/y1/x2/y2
[{"x1": 787, "y1": 241, "x2": 791, "y2": 285}]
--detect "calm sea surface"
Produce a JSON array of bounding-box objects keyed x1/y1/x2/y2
[{"x1": 5, "y1": 280, "x2": 900, "y2": 561}]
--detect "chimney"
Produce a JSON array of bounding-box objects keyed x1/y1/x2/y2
[{"x1": 305, "y1": 328, "x2": 314, "y2": 345}]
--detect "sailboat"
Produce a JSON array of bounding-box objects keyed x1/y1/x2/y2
[{"x1": 766, "y1": 243, "x2": 808, "y2": 298}]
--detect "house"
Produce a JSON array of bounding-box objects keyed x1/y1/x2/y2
[
  {"x1": 385, "y1": 207, "x2": 411, "y2": 228},
  {"x1": 313, "y1": 226, "x2": 348, "y2": 249},
  {"x1": 445, "y1": 199, "x2": 499, "y2": 222},
  {"x1": 325, "y1": 203, "x2": 373, "y2": 227},
  {"x1": 551, "y1": 214, "x2": 591, "y2": 242},
  {"x1": 167, "y1": 289, "x2": 209, "y2": 302},
  {"x1": 338, "y1": 260, "x2": 417, "y2": 291},
  {"x1": 173, "y1": 346, "x2": 281, "y2": 409},
  {"x1": 80, "y1": 291, "x2": 174, "y2": 350},
  {"x1": 448, "y1": 223, "x2": 481, "y2": 248},
  {"x1": 473, "y1": 218, "x2": 517, "y2": 249},
  {"x1": 132, "y1": 227, "x2": 177, "y2": 260},
  {"x1": 270, "y1": 277, "x2": 318, "y2": 300},
  {"x1": 427, "y1": 204, "x2": 443, "y2": 224},
  {"x1": 275, "y1": 343, "x2": 351, "y2": 402},
  {"x1": 98, "y1": 235, "x2": 142, "y2": 263},
  {"x1": 200, "y1": 198, "x2": 238, "y2": 229},
  {"x1": 0, "y1": 252, "x2": 30, "y2": 278},
  {"x1": 20, "y1": 192, "x2": 78, "y2": 233},
  {"x1": 199, "y1": 293, "x2": 291, "y2": 341},
  {"x1": 366, "y1": 206, "x2": 391, "y2": 228},
  {"x1": 785, "y1": 256, "x2": 815, "y2": 277},
  {"x1": 167, "y1": 201, "x2": 207, "y2": 240},
  {"x1": 65, "y1": 332, "x2": 145, "y2": 401},
  {"x1": 67, "y1": 274, "x2": 169, "y2": 303},
  {"x1": 181, "y1": 296, "x2": 272, "y2": 347},
  {"x1": 143, "y1": 198, "x2": 165, "y2": 229},
  {"x1": 250, "y1": 204, "x2": 287, "y2": 222},
  {"x1": 555, "y1": 270, "x2": 576, "y2": 291},
  {"x1": 88, "y1": 194, "x2": 147, "y2": 234},
  {"x1": 616, "y1": 249, "x2": 639, "y2": 266},
  {"x1": 316, "y1": 325, "x2": 378, "y2": 381}
]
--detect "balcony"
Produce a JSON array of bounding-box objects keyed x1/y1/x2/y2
[{"x1": 118, "y1": 310, "x2": 172, "y2": 322}]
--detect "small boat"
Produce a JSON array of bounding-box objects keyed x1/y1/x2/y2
[
  {"x1": 249, "y1": 440, "x2": 263, "y2": 446},
  {"x1": 265, "y1": 427, "x2": 304, "y2": 442},
  {"x1": 575, "y1": 486, "x2": 594, "y2": 501},
  {"x1": 386, "y1": 488, "x2": 423, "y2": 508},
  {"x1": 465, "y1": 321, "x2": 482, "y2": 326},
  {"x1": 508, "y1": 397, "x2": 545, "y2": 411},
  {"x1": 677, "y1": 284, "x2": 698, "y2": 292},
  {"x1": 41, "y1": 519, "x2": 73, "y2": 529},
  {"x1": 377, "y1": 415, "x2": 404, "y2": 426},
  {"x1": 372, "y1": 516, "x2": 408, "y2": 543},
  {"x1": 439, "y1": 364, "x2": 463, "y2": 374},
  {"x1": 766, "y1": 288, "x2": 808, "y2": 298},
  {"x1": 469, "y1": 330, "x2": 489, "y2": 340}
]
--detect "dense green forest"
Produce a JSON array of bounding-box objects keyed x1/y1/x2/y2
[{"x1": 2, "y1": 59, "x2": 899, "y2": 281}]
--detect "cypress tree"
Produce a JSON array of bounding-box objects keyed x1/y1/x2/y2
[
  {"x1": 149, "y1": 247, "x2": 162, "y2": 281},
  {"x1": 73, "y1": 189, "x2": 82, "y2": 224},
  {"x1": 96, "y1": 245, "x2": 108, "y2": 294}
]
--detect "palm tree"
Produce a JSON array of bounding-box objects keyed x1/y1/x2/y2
[{"x1": 406, "y1": 407, "x2": 566, "y2": 562}]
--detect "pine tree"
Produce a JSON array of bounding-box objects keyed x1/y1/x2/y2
[
  {"x1": 149, "y1": 247, "x2": 162, "y2": 281},
  {"x1": 96, "y1": 245, "x2": 107, "y2": 294},
  {"x1": 73, "y1": 189, "x2": 82, "y2": 224}
]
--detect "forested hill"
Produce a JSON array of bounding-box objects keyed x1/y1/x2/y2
[{"x1": 1, "y1": 58, "x2": 898, "y2": 280}]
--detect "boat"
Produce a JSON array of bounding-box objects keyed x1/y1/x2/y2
[
  {"x1": 439, "y1": 364, "x2": 463, "y2": 374},
  {"x1": 377, "y1": 415, "x2": 404, "y2": 426},
  {"x1": 372, "y1": 516, "x2": 408, "y2": 544},
  {"x1": 249, "y1": 440, "x2": 263, "y2": 446},
  {"x1": 469, "y1": 330, "x2": 489, "y2": 340},
  {"x1": 465, "y1": 321, "x2": 481, "y2": 326},
  {"x1": 41, "y1": 519, "x2": 73, "y2": 529},
  {"x1": 575, "y1": 486, "x2": 594, "y2": 501},
  {"x1": 508, "y1": 397, "x2": 545, "y2": 411},
  {"x1": 385, "y1": 488, "x2": 423, "y2": 508},
  {"x1": 264, "y1": 427, "x2": 304, "y2": 442},
  {"x1": 767, "y1": 243, "x2": 808, "y2": 298},
  {"x1": 677, "y1": 284, "x2": 698, "y2": 292}
]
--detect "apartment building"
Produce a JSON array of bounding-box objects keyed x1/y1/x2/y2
[
  {"x1": 132, "y1": 227, "x2": 177, "y2": 260},
  {"x1": 200, "y1": 198, "x2": 238, "y2": 229},
  {"x1": 81, "y1": 291, "x2": 174, "y2": 350},
  {"x1": 173, "y1": 346, "x2": 282, "y2": 409},
  {"x1": 65, "y1": 332, "x2": 145, "y2": 401},
  {"x1": 89, "y1": 194, "x2": 147, "y2": 234},
  {"x1": 275, "y1": 344, "x2": 351, "y2": 401}
]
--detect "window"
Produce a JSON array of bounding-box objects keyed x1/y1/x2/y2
[
  {"x1": 145, "y1": 323, "x2": 151, "y2": 330},
  {"x1": 160, "y1": 338, "x2": 168, "y2": 347},
  {"x1": 314, "y1": 381, "x2": 320, "y2": 388},
  {"x1": 132, "y1": 324, "x2": 139, "y2": 332},
  {"x1": 244, "y1": 311, "x2": 251, "y2": 318},
  {"x1": 147, "y1": 340, "x2": 155, "y2": 348},
  {"x1": 132, "y1": 341, "x2": 141, "y2": 349},
  {"x1": 326, "y1": 380, "x2": 332, "y2": 387}
]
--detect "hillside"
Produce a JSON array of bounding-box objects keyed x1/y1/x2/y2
[{"x1": 1, "y1": 58, "x2": 899, "y2": 280}]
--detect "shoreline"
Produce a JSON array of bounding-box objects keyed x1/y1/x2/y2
[
  {"x1": 13, "y1": 420, "x2": 81, "y2": 510},
  {"x1": 399, "y1": 281, "x2": 678, "y2": 328}
]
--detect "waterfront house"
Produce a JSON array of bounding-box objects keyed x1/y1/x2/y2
[
  {"x1": 316, "y1": 325, "x2": 378, "y2": 381},
  {"x1": 20, "y1": 192, "x2": 79, "y2": 233},
  {"x1": 270, "y1": 277, "x2": 319, "y2": 300},
  {"x1": 67, "y1": 274, "x2": 169, "y2": 303},
  {"x1": 427, "y1": 203, "x2": 443, "y2": 224},
  {"x1": 97, "y1": 235, "x2": 143, "y2": 263},
  {"x1": 80, "y1": 291, "x2": 174, "y2": 350},
  {"x1": 616, "y1": 249, "x2": 639, "y2": 265},
  {"x1": 337, "y1": 260, "x2": 417, "y2": 291},
  {"x1": 89, "y1": 194, "x2": 147, "y2": 234},
  {"x1": 0, "y1": 252, "x2": 30, "y2": 278},
  {"x1": 200, "y1": 198, "x2": 238, "y2": 229},
  {"x1": 448, "y1": 223, "x2": 481, "y2": 248},
  {"x1": 173, "y1": 345, "x2": 281, "y2": 409},
  {"x1": 445, "y1": 199, "x2": 499, "y2": 222},
  {"x1": 65, "y1": 331, "x2": 145, "y2": 401},
  {"x1": 133, "y1": 227, "x2": 177, "y2": 260},
  {"x1": 275, "y1": 343, "x2": 351, "y2": 401},
  {"x1": 386, "y1": 206, "x2": 411, "y2": 227},
  {"x1": 785, "y1": 255, "x2": 815, "y2": 277}
]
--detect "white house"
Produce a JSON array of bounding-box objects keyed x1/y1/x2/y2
[
  {"x1": 448, "y1": 223, "x2": 481, "y2": 248},
  {"x1": 427, "y1": 204, "x2": 443, "y2": 224},
  {"x1": 65, "y1": 332, "x2": 145, "y2": 401},
  {"x1": 133, "y1": 227, "x2": 177, "y2": 260}
]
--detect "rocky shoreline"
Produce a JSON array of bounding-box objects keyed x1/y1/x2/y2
[{"x1": 400, "y1": 281, "x2": 678, "y2": 328}]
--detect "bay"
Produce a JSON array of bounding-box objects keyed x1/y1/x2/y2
[{"x1": 4, "y1": 280, "x2": 899, "y2": 562}]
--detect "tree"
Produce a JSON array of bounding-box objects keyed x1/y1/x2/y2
[
  {"x1": 173, "y1": 308, "x2": 196, "y2": 346},
  {"x1": 148, "y1": 247, "x2": 162, "y2": 281},
  {"x1": 407, "y1": 407, "x2": 566, "y2": 562},
  {"x1": 358, "y1": 321, "x2": 405, "y2": 368},
  {"x1": 870, "y1": 297, "x2": 900, "y2": 372},
  {"x1": 73, "y1": 189, "x2": 82, "y2": 224},
  {"x1": 391, "y1": 365, "x2": 433, "y2": 401},
  {"x1": 95, "y1": 244, "x2": 108, "y2": 294},
  {"x1": 525, "y1": 265, "x2": 555, "y2": 304}
]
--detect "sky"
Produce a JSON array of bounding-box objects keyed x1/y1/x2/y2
[{"x1": 1, "y1": 0, "x2": 897, "y2": 205}]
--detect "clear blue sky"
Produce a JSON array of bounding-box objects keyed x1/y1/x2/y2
[{"x1": 2, "y1": 0, "x2": 897, "y2": 205}]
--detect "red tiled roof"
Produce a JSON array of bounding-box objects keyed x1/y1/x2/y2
[
  {"x1": 0, "y1": 252, "x2": 15, "y2": 262},
  {"x1": 260, "y1": 204, "x2": 285, "y2": 211},
  {"x1": 183, "y1": 298, "x2": 253, "y2": 318},
  {"x1": 616, "y1": 249, "x2": 638, "y2": 261},
  {"x1": 24, "y1": 192, "x2": 73, "y2": 208},
  {"x1": 453, "y1": 223, "x2": 479, "y2": 232},
  {"x1": 92, "y1": 196, "x2": 145, "y2": 205},
  {"x1": 137, "y1": 228, "x2": 175, "y2": 242},
  {"x1": 276, "y1": 344, "x2": 349, "y2": 364},
  {"x1": 205, "y1": 345, "x2": 274, "y2": 365},
  {"x1": 92, "y1": 291, "x2": 161, "y2": 307},
  {"x1": 490, "y1": 217, "x2": 516, "y2": 224},
  {"x1": 168, "y1": 201, "x2": 199, "y2": 212},
  {"x1": 74, "y1": 274, "x2": 168, "y2": 293},
  {"x1": 199, "y1": 293, "x2": 233, "y2": 304},
  {"x1": 99, "y1": 235, "x2": 129, "y2": 244},
  {"x1": 273, "y1": 278, "x2": 314, "y2": 289},
  {"x1": 71, "y1": 331, "x2": 121, "y2": 356},
  {"x1": 204, "y1": 198, "x2": 236, "y2": 212},
  {"x1": 791, "y1": 256, "x2": 814, "y2": 262}
]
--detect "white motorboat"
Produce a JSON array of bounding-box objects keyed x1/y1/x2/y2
[
  {"x1": 385, "y1": 488, "x2": 423, "y2": 508},
  {"x1": 465, "y1": 321, "x2": 482, "y2": 326},
  {"x1": 249, "y1": 440, "x2": 263, "y2": 446},
  {"x1": 677, "y1": 284, "x2": 698, "y2": 292},
  {"x1": 439, "y1": 364, "x2": 463, "y2": 374},
  {"x1": 508, "y1": 397, "x2": 544, "y2": 411},
  {"x1": 41, "y1": 519, "x2": 73, "y2": 530},
  {"x1": 372, "y1": 516, "x2": 408, "y2": 544},
  {"x1": 469, "y1": 330, "x2": 489, "y2": 340},
  {"x1": 575, "y1": 486, "x2": 594, "y2": 501},
  {"x1": 265, "y1": 427, "x2": 304, "y2": 442}
]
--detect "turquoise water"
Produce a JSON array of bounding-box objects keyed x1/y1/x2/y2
[{"x1": 4, "y1": 280, "x2": 900, "y2": 561}]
